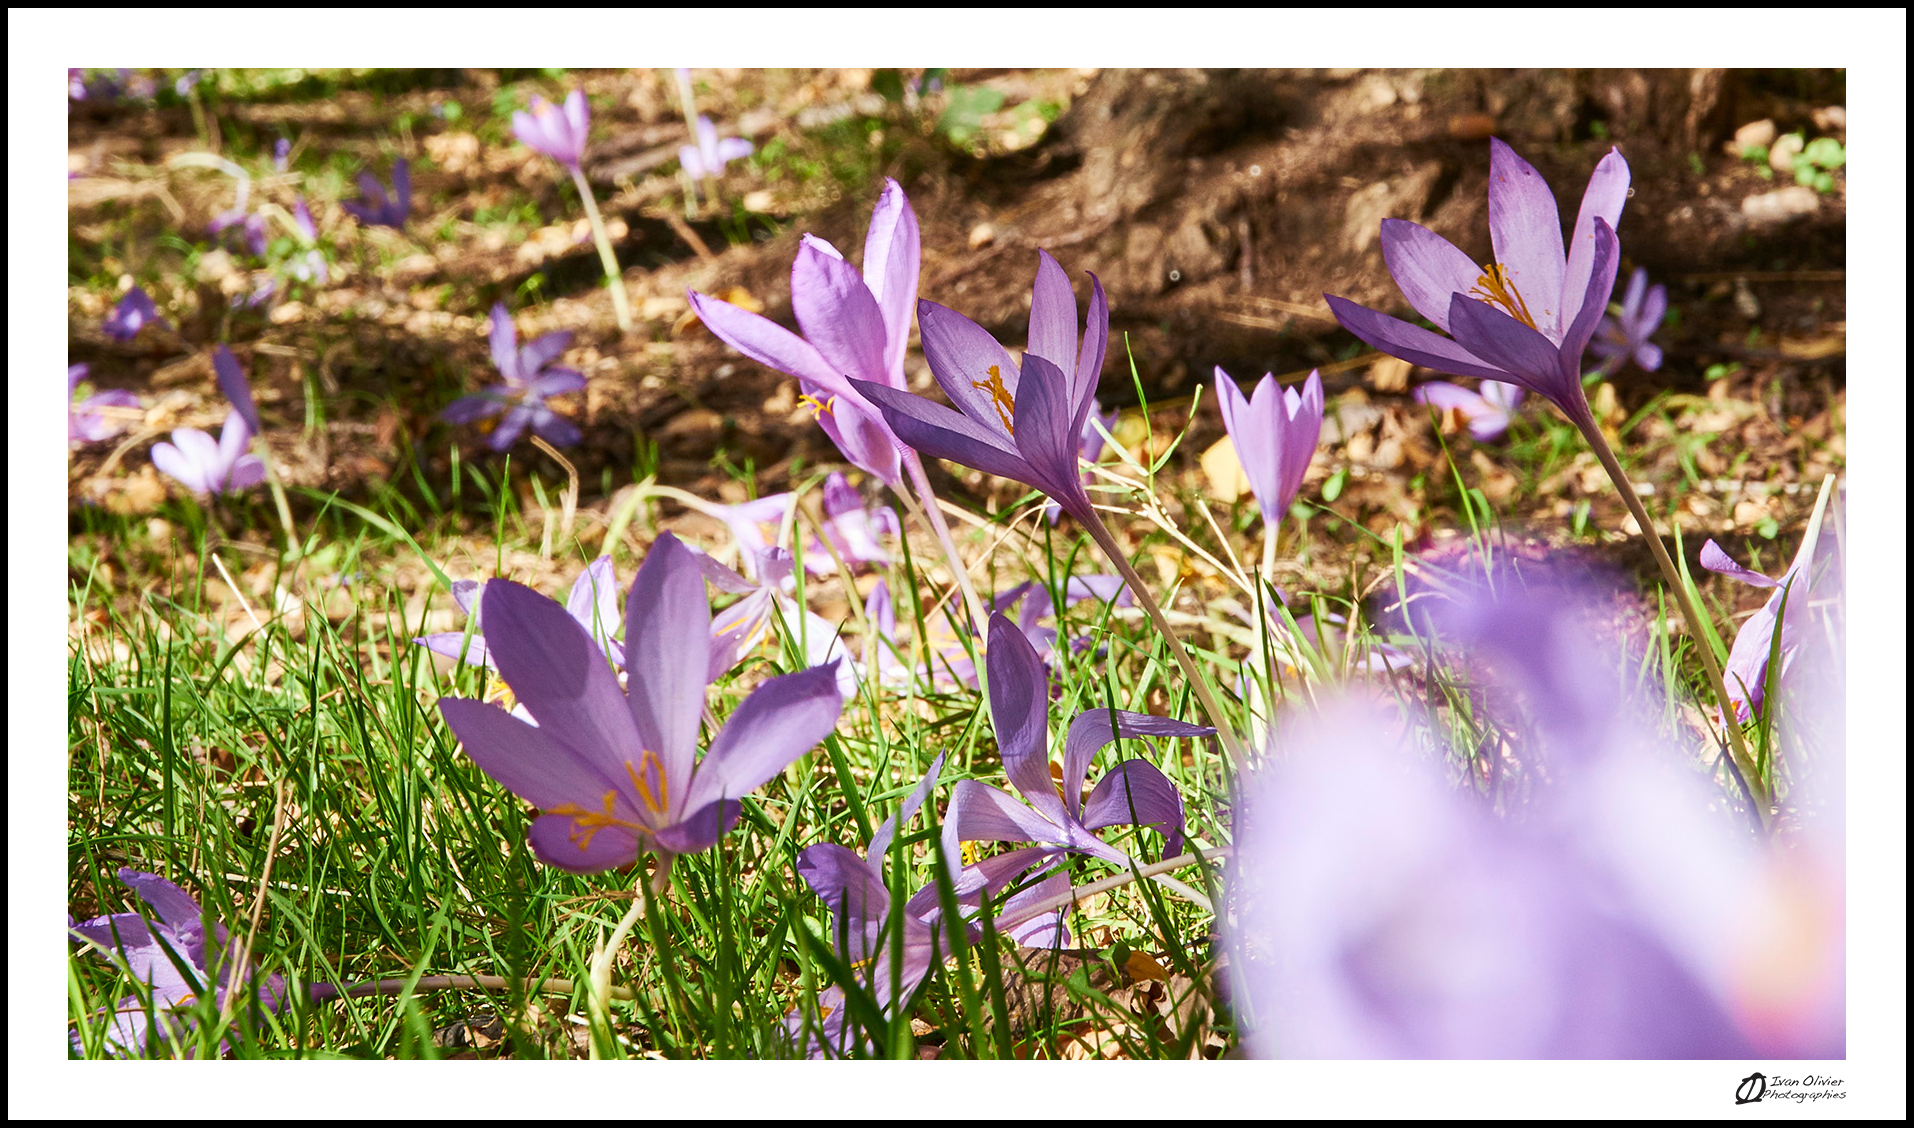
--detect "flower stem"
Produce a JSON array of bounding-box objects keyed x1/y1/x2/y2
[
  {"x1": 587, "y1": 884, "x2": 648, "y2": 1058},
  {"x1": 1007, "y1": 847, "x2": 1229, "y2": 925},
  {"x1": 902, "y1": 451, "x2": 990, "y2": 635},
  {"x1": 1083, "y1": 514, "x2": 1249, "y2": 768},
  {"x1": 1581, "y1": 421, "x2": 1770, "y2": 826},
  {"x1": 568, "y1": 166, "x2": 633, "y2": 334}
]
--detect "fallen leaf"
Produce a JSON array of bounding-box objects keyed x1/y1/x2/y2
[{"x1": 1200, "y1": 435, "x2": 1250, "y2": 502}]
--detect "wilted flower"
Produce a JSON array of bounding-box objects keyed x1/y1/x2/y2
[
  {"x1": 415, "y1": 556, "x2": 622, "y2": 673},
  {"x1": 807, "y1": 472, "x2": 899, "y2": 575},
  {"x1": 69, "y1": 363, "x2": 140, "y2": 444},
  {"x1": 1591, "y1": 266, "x2": 1668, "y2": 373},
  {"x1": 1412, "y1": 379, "x2": 1527, "y2": 442},
  {"x1": 342, "y1": 158, "x2": 409, "y2": 229},
  {"x1": 678, "y1": 114, "x2": 753, "y2": 180},
  {"x1": 69, "y1": 868, "x2": 289, "y2": 1057},
  {"x1": 1326, "y1": 139, "x2": 1627, "y2": 430},
  {"x1": 103, "y1": 286, "x2": 171, "y2": 342},
  {"x1": 689, "y1": 180, "x2": 921, "y2": 489},
  {"x1": 439, "y1": 533, "x2": 845, "y2": 872},
  {"x1": 855, "y1": 250, "x2": 1110, "y2": 527},
  {"x1": 441, "y1": 303, "x2": 586, "y2": 451},
  {"x1": 150, "y1": 409, "x2": 265, "y2": 498},
  {"x1": 1214, "y1": 367, "x2": 1324, "y2": 532},
  {"x1": 512, "y1": 90, "x2": 591, "y2": 170}
]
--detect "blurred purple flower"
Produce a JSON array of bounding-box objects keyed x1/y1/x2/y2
[
  {"x1": 212, "y1": 344, "x2": 264, "y2": 435},
  {"x1": 1413, "y1": 379, "x2": 1526, "y2": 442},
  {"x1": 1701, "y1": 535, "x2": 1819, "y2": 723},
  {"x1": 273, "y1": 139, "x2": 291, "y2": 171},
  {"x1": 69, "y1": 68, "x2": 87, "y2": 100},
  {"x1": 710, "y1": 493, "x2": 797, "y2": 576},
  {"x1": 855, "y1": 249, "x2": 1111, "y2": 526},
  {"x1": 1215, "y1": 367, "x2": 1324, "y2": 529},
  {"x1": 689, "y1": 179, "x2": 922, "y2": 489},
  {"x1": 512, "y1": 90, "x2": 590, "y2": 170},
  {"x1": 103, "y1": 287, "x2": 171, "y2": 342},
  {"x1": 69, "y1": 868, "x2": 289, "y2": 1057},
  {"x1": 174, "y1": 70, "x2": 203, "y2": 97},
  {"x1": 678, "y1": 115, "x2": 753, "y2": 180},
  {"x1": 806, "y1": 472, "x2": 899, "y2": 575},
  {"x1": 69, "y1": 363, "x2": 141, "y2": 445},
  {"x1": 441, "y1": 303, "x2": 586, "y2": 451},
  {"x1": 342, "y1": 158, "x2": 409, "y2": 229},
  {"x1": 1045, "y1": 401, "x2": 1118, "y2": 524},
  {"x1": 415, "y1": 556, "x2": 622, "y2": 673},
  {"x1": 1591, "y1": 266, "x2": 1668, "y2": 373},
  {"x1": 1327, "y1": 139, "x2": 1628, "y2": 431},
  {"x1": 438, "y1": 532, "x2": 845, "y2": 872},
  {"x1": 993, "y1": 575, "x2": 1133, "y2": 666},
  {"x1": 150, "y1": 409, "x2": 264, "y2": 498}
]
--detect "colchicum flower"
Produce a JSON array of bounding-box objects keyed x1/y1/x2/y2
[
  {"x1": 150, "y1": 409, "x2": 265, "y2": 498},
  {"x1": 1326, "y1": 139, "x2": 1627, "y2": 431},
  {"x1": 935, "y1": 613, "x2": 1209, "y2": 900},
  {"x1": 103, "y1": 286, "x2": 171, "y2": 342},
  {"x1": 709, "y1": 493, "x2": 797, "y2": 577},
  {"x1": 855, "y1": 250, "x2": 1110, "y2": 527},
  {"x1": 69, "y1": 868, "x2": 289, "y2": 1057},
  {"x1": 1412, "y1": 379, "x2": 1526, "y2": 442},
  {"x1": 438, "y1": 532, "x2": 844, "y2": 872},
  {"x1": 807, "y1": 472, "x2": 899, "y2": 575},
  {"x1": 689, "y1": 179, "x2": 922, "y2": 488},
  {"x1": 1591, "y1": 266, "x2": 1668, "y2": 373},
  {"x1": 212, "y1": 345, "x2": 264, "y2": 436},
  {"x1": 512, "y1": 90, "x2": 591, "y2": 170},
  {"x1": 342, "y1": 158, "x2": 410, "y2": 229},
  {"x1": 1701, "y1": 531, "x2": 1822, "y2": 723},
  {"x1": 1044, "y1": 401, "x2": 1118, "y2": 525},
  {"x1": 441, "y1": 303, "x2": 586, "y2": 451},
  {"x1": 1214, "y1": 367, "x2": 1324, "y2": 532},
  {"x1": 678, "y1": 114, "x2": 753, "y2": 180},
  {"x1": 414, "y1": 556, "x2": 623, "y2": 673},
  {"x1": 69, "y1": 363, "x2": 140, "y2": 444}
]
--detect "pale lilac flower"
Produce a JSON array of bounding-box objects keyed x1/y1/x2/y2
[
  {"x1": 438, "y1": 532, "x2": 845, "y2": 872},
  {"x1": 689, "y1": 179, "x2": 922, "y2": 488},
  {"x1": 806, "y1": 473, "x2": 899, "y2": 575},
  {"x1": 150, "y1": 410, "x2": 264, "y2": 498},
  {"x1": 342, "y1": 158, "x2": 409, "y2": 229},
  {"x1": 856, "y1": 250, "x2": 1110, "y2": 526},
  {"x1": 512, "y1": 90, "x2": 590, "y2": 170},
  {"x1": 273, "y1": 139, "x2": 291, "y2": 171},
  {"x1": 993, "y1": 576, "x2": 1133, "y2": 665},
  {"x1": 1045, "y1": 401, "x2": 1118, "y2": 524},
  {"x1": 1591, "y1": 267, "x2": 1668, "y2": 373},
  {"x1": 1701, "y1": 533, "x2": 1821, "y2": 723},
  {"x1": 173, "y1": 70, "x2": 203, "y2": 97},
  {"x1": 69, "y1": 868, "x2": 289, "y2": 1057},
  {"x1": 212, "y1": 345, "x2": 264, "y2": 436},
  {"x1": 1215, "y1": 368, "x2": 1324, "y2": 528},
  {"x1": 103, "y1": 287, "x2": 171, "y2": 342},
  {"x1": 441, "y1": 303, "x2": 586, "y2": 451},
  {"x1": 69, "y1": 363, "x2": 140, "y2": 445},
  {"x1": 414, "y1": 556, "x2": 622, "y2": 672},
  {"x1": 1327, "y1": 139, "x2": 1627, "y2": 431},
  {"x1": 710, "y1": 493, "x2": 798, "y2": 577},
  {"x1": 1413, "y1": 379, "x2": 1527, "y2": 442},
  {"x1": 678, "y1": 115, "x2": 753, "y2": 180}
]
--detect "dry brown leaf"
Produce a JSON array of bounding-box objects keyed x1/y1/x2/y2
[{"x1": 1199, "y1": 435, "x2": 1250, "y2": 502}]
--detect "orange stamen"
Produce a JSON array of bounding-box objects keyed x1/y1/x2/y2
[
  {"x1": 1469, "y1": 263, "x2": 1539, "y2": 331},
  {"x1": 970, "y1": 364, "x2": 1016, "y2": 433}
]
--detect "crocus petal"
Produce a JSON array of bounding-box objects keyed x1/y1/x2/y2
[
  {"x1": 1011, "y1": 353, "x2": 1089, "y2": 511},
  {"x1": 490, "y1": 406, "x2": 532, "y2": 451},
  {"x1": 851, "y1": 378, "x2": 1034, "y2": 485},
  {"x1": 217, "y1": 408, "x2": 252, "y2": 473},
  {"x1": 1071, "y1": 274, "x2": 1110, "y2": 430},
  {"x1": 809, "y1": 387, "x2": 903, "y2": 488},
  {"x1": 791, "y1": 238, "x2": 890, "y2": 387},
  {"x1": 1026, "y1": 249, "x2": 1080, "y2": 380},
  {"x1": 1278, "y1": 372, "x2": 1325, "y2": 511},
  {"x1": 562, "y1": 89, "x2": 590, "y2": 151},
  {"x1": 653, "y1": 799, "x2": 741, "y2": 856},
  {"x1": 943, "y1": 779, "x2": 1070, "y2": 848},
  {"x1": 685, "y1": 663, "x2": 844, "y2": 814},
  {"x1": 530, "y1": 408, "x2": 581, "y2": 449},
  {"x1": 441, "y1": 697, "x2": 627, "y2": 814},
  {"x1": 565, "y1": 555, "x2": 622, "y2": 657},
  {"x1": 999, "y1": 870, "x2": 1075, "y2": 949},
  {"x1": 916, "y1": 299, "x2": 1020, "y2": 434},
  {"x1": 416, "y1": 630, "x2": 494, "y2": 669},
  {"x1": 1379, "y1": 218, "x2": 1486, "y2": 333},
  {"x1": 117, "y1": 870, "x2": 211, "y2": 931},
  {"x1": 150, "y1": 441, "x2": 204, "y2": 496},
  {"x1": 715, "y1": 137, "x2": 754, "y2": 163},
  {"x1": 860, "y1": 178, "x2": 920, "y2": 383},
  {"x1": 1564, "y1": 148, "x2": 1631, "y2": 321},
  {"x1": 1060, "y1": 708, "x2": 1212, "y2": 819},
  {"x1": 527, "y1": 812, "x2": 642, "y2": 873},
  {"x1": 688, "y1": 289, "x2": 855, "y2": 401},
  {"x1": 1325, "y1": 296, "x2": 1513, "y2": 384},
  {"x1": 624, "y1": 533, "x2": 714, "y2": 788},
  {"x1": 224, "y1": 455, "x2": 266, "y2": 494},
  {"x1": 1699, "y1": 540, "x2": 1781, "y2": 589},
  {"x1": 479, "y1": 580, "x2": 645, "y2": 790},
  {"x1": 518, "y1": 329, "x2": 575, "y2": 379},
  {"x1": 1486, "y1": 137, "x2": 1567, "y2": 340},
  {"x1": 441, "y1": 392, "x2": 505, "y2": 425},
  {"x1": 985, "y1": 613, "x2": 1070, "y2": 825},
  {"x1": 1081, "y1": 759, "x2": 1188, "y2": 858},
  {"x1": 488, "y1": 304, "x2": 519, "y2": 381},
  {"x1": 212, "y1": 347, "x2": 262, "y2": 436},
  {"x1": 798, "y1": 842, "x2": 892, "y2": 944},
  {"x1": 1447, "y1": 293, "x2": 1565, "y2": 396},
  {"x1": 1557, "y1": 219, "x2": 1621, "y2": 396},
  {"x1": 866, "y1": 752, "x2": 948, "y2": 872},
  {"x1": 527, "y1": 368, "x2": 586, "y2": 398}
]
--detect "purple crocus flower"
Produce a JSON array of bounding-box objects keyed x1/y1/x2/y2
[
  {"x1": 341, "y1": 158, "x2": 410, "y2": 229},
  {"x1": 935, "y1": 612, "x2": 1210, "y2": 901},
  {"x1": 68, "y1": 363, "x2": 140, "y2": 444},
  {"x1": 1412, "y1": 379, "x2": 1527, "y2": 442},
  {"x1": 69, "y1": 868, "x2": 289, "y2": 1057},
  {"x1": 512, "y1": 90, "x2": 591, "y2": 170},
  {"x1": 414, "y1": 556, "x2": 622, "y2": 673},
  {"x1": 993, "y1": 575, "x2": 1133, "y2": 666},
  {"x1": 103, "y1": 286, "x2": 171, "y2": 342},
  {"x1": 1591, "y1": 266, "x2": 1668, "y2": 373},
  {"x1": 150, "y1": 409, "x2": 265, "y2": 498},
  {"x1": 806, "y1": 472, "x2": 899, "y2": 575},
  {"x1": 853, "y1": 250, "x2": 1111, "y2": 527},
  {"x1": 1214, "y1": 367, "x2": 1324, "y2": 530},
  {"x1": 441, "y1": 303, "x2": 586, "y2": 451},
  {"x1": 710, "y1": 493, "x2": 797, "y2": 577},
  {"x1": 1326, "y1": 139, "x2": 1628, "y2": 431},
  {"x1": 1045, "y1": 401, "x2": 1118, "y2": 525},
  {"x1": 1700, "y1": 535, "x2": 1820, "y2": 724},
  {"x1": 688, "y1": 179, "x2": 922, "y2": 489},
  {"x1": 212, "y1": 344, "x2": 264, "y2": 436},
  {"x1": 273, "y1": 139, "x2": 291, "y2": 171},
  {"x1": 678, "y1": 115, "x2": 753, "y2": 180},
  {"x1": 439, "y1": 532, "x2": 845, "y2": 872}
]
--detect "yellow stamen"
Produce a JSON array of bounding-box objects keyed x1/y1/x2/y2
[
  {"x1": 547, "y1": 788, "x2": 644, "y2": 852},
  {"x1": 970, "y1": 364, "x2": 1016, "y2": 434},
  {"x1": 960, "y1": 841, "x2": 981, "y2": 866},
  {"x1": 1469, "y1": 262, "x2": 1539, "y2": 331},
  {"x1": 484, "y1": 675, "x2": 518, "y2": 712},
  {"x1": 797, "y1": 392, "x2": 836, "y2": 420},
  {"x1": 627, "y1": 749, "x2": 669, "y2": 818}
]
